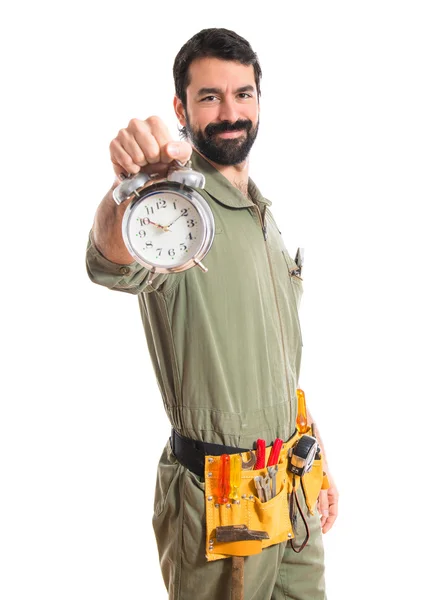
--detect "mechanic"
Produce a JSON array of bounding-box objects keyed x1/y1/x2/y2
[{"x1": 86, "y1": 27, "x2": 338, "y2": 600}]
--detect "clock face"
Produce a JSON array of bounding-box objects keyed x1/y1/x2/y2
[{"x1": 124, "y1": 188, "x2": 206, "y2": 269}]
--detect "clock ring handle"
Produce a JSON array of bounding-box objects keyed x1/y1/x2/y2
[
  {"x1": 113, "y1": 159, "x2": 205, "y2": 206},
  {"x1": 167, "y1": 159, "x2": 206, "y2": 189}
]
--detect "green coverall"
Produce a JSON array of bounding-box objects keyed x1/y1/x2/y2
[{"x1": 86, "y1": 151, "x2": 326, "y2": 599}]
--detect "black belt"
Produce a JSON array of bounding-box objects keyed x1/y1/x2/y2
[{"x1": 170, "y1": 429, "x2": 251, "y2": 478}]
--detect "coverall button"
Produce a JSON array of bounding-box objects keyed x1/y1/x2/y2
[{"x1": 119, "y1": 266, "x2": 130, "y2": 275}]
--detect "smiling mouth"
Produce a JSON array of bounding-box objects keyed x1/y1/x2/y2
[{"x1": 215, "y1": 130, "x2": 245, "y2": 138}]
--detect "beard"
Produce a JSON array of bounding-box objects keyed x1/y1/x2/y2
[{"x1": 185, "y1": 115, "x2": 259, "y2": 166}]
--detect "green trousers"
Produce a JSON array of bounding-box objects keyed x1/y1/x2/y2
[{"x1": 152, "y1": 441, "x2": 326, "y2": 599}]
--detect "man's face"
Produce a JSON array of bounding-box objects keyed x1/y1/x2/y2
[{"x1": 175, "y1": 57, "x2": 260, "y2": 166}]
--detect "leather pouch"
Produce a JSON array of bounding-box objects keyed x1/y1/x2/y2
[
  {"x1": 300, "y1": 455, "x2": 325, "y2": 514},
  {"x1": 204, "y1": 429, "x2": 328, "y2": 561},
  {"x1": 204, "y1": 433, "x2": 299, "y2": 562}
]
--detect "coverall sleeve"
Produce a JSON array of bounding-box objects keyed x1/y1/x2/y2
[{"x1": 85, "y1": 230, "x2": 168, "y2": 294}]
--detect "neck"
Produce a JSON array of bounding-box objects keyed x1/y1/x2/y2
[{"x1": 193, "y1": 148, "x2": 250, "y2": 194}]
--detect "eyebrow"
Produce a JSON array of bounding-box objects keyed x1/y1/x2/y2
[{"x1": 196, "y1": 85, "x2": 255, "y2": 97}]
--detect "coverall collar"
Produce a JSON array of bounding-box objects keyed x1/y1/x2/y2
[{"x1": 190, "y1": 150, "x2": 272, "y2": 210}]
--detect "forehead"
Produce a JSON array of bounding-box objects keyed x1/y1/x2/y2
[{"x1": 186, "y1": 57, "x2": 256, "y2": 94}]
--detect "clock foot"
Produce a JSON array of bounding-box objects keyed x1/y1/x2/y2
[
  {"x1": 194, "y1": 259, "x2": 208, "y2": 273},
  {"x1": 147, "y1": 266, "x2": 157, "y2": 285}
]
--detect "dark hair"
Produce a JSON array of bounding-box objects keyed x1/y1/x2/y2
[{"x1": 173, "y1": 28, "x2": 262, "y2": 109}]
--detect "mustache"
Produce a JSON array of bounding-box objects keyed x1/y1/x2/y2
[{"x1": 205, "y1": 119, "x2": 253, "y2": 137}]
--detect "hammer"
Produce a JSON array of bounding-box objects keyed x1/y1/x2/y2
[{"x1": 216, "y1": 525, "x2": 269, "y2": 600}]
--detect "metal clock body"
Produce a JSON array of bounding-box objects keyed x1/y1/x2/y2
[{"x1": 113, "y1": 162, "x2": 215, "y2": 283}]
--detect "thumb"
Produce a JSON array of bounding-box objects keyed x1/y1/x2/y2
[{"x1": 164, "y1": 140, "x2": 193, "y2": 164}]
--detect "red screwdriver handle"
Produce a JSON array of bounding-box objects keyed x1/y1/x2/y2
[
  {"x1": 254, "y1": 439, "x2": 266, "y2": 470},
  {"x1": 267, "y1": 438, "x2": 283, "y2": 466}
]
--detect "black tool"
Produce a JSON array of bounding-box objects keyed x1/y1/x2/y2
[{"x1": 288, "y1": 435, "x2": 319, "y2": 477}]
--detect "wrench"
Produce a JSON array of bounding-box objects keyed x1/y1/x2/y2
[
  {"x1": 261, "y1": 475, "x2": 272, "y2": 502},
  {"x1": 241, "y1": 451, "x2": 256, "y2": 470},
  {"x1": 267, "y1": 465, "x2": 278, "y2": 499},
  {"x1": 253, "y1": 476, "x2": 265, "y2": 502}
]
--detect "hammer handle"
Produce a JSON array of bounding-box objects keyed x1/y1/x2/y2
[{"x1": 231, "y1": 556, "x2": 245, "y2": 600}]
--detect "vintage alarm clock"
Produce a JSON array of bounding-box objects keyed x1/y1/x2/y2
[{"x1": 113, "y1": 160, "x2": 215, "y2": 285}]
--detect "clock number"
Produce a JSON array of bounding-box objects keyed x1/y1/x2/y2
[
  {"x1": 186, "y1": 232, "x2": 193, "y2": 240},
  {"x1": 156, "y1": 199, "x2": 167, "y2": 210},
  {"x1": 180, "y1": 243, "x2": 187, "y2": 251},
  {"x1": 145, "y1": 206, "x2": 154, "y2": 215},
  {"x1": 156, "y1": 248, "x2": 162, "y2": 256},
  {"x1": 145, "y1": 241, "x2": 153, "y2": 248},
  {"x1": 138, "y1": 217, "x2": 150, "y2": 226},
  {"x1": 168, "y1": 249, "x2": 175, "y2": 257},
  {"x1": 187, "y1": 219, "x2": 195, "y2": 228},
  {"x1": 181, "y1": 208, "x2": 189, "y2": 217},
  {"x1": 138, "y1": 229, "x2": 146, "y2": 238}
]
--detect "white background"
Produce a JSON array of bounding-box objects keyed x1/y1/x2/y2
[{"x1": 1, "y1": 1, "x2": 439, "y2": 598}]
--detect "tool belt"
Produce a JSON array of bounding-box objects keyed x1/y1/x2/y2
[
  {"x1": 170, "y1": 429, "x2": 249, "y2": 478},
  {"x1": 170, "y1": 429, "x2": 329, "y2": 562}
]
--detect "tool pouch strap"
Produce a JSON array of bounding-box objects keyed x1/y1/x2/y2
[{"x1": 170, "y1": 429, "x2": 249, "y2": 479}]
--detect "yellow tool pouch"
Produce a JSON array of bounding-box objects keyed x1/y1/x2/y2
[{"x1": 204, "y1": 429, "x2": 327, "y2": 561}]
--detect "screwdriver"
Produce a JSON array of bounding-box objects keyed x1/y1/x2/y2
[
  {"x1": 296, "y1": 389, "x2": 308, "y2": 434},
  {"x1": 267, "y1": 438, "x2": 283, "y2": 466},
  {"x1": 216, "y1": 454, "x2": 230, "y2": 504},
  {"x1": 229, "y1": 454, "x2": 241, "y2": 501},
  {"x1": 254, "y1": 439, "x2": 266, "y2": 470}
]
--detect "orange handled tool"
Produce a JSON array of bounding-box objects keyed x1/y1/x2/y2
[
  {"x1": 296, "y1": 389, "x2": 308, "y2": 434},
  {"x1": 216, "y1": 454, "x2": 230, "y2": 504},
  {"x1": 229, "y1": 454, "x2": 242, "y2": 501}
]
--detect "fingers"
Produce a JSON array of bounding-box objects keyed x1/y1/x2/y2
[
  {"x1": 132, "y1": 116, "x2": 165, "y2": 164},
  {"x1": 317, "y1": 489, "x2": 329, "y2": 531},
  {"x1": 322, "y1": 509, "x2": 337, "y2": 534},
  {"x1": 319, "y1": 486, "x2": 339, "y2": 534},
  {"x1": 110, "y1": 139, "x2": 141, "y2": 178},
  {"x1": 109, "y1": 116, "x2": 192, "y2": 179}
]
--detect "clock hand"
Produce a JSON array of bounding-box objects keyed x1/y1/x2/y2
[
  {"x1": 146, "y1": 218, "x2": 169, "y2": 231},
  {"x1": 166, "y1": 214, "x2": 184, "y2": 229}
]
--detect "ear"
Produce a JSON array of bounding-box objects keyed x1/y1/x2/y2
[{"x1": 174, "y1": 96, "x2": 186, "y2": 127}]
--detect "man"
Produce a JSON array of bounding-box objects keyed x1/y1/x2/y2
[{"x1": 87, "y1": 28, "x2": 338, "y2": 600}]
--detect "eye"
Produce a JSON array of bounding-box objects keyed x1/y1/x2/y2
[
  {"x1": 201, "y1": 95, "x2": 218, "y2": 102},
  {"x1": 238, "y1": 93, "x2": 252, "y2": 99}
]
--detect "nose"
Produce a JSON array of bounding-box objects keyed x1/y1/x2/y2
[{"x1": 217, "y1": 96, "x2": 240, "y2": 123}]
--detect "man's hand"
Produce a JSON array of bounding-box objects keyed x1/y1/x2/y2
[
  {"x1": 92, "y1": 116, "x2": 192, "y2": 265},
  {"x1": 109, "y1": 116, "x2": 192, "y2": 180},
  {"x1": 317, "y1": 472, "x2": 339, "y2": 533}
]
